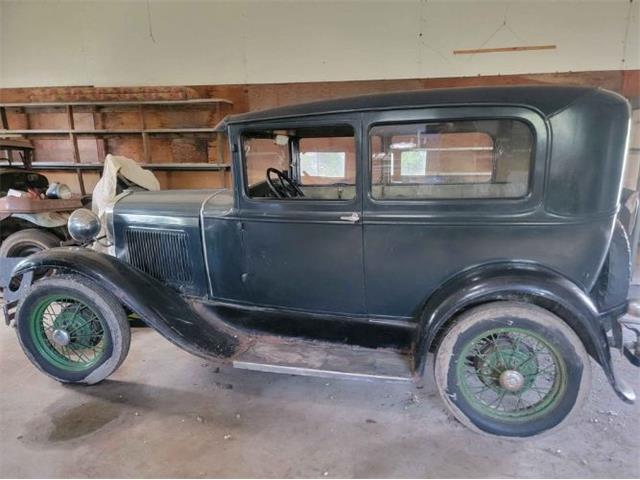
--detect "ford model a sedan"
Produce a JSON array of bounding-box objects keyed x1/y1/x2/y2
[{"x1": 3, "y1": 86, "x2": 639, "y2": 438}]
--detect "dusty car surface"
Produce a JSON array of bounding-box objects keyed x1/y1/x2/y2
[{"x1": 2, "y1": 85, "x2": 639, "y2": 438}]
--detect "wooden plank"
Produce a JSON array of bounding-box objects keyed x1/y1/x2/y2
[
  {"x1": 0, "y1": 161, "x2": 230, "y2": 171},
  {"x1": 622, "y1": 70, "x2": 640, "y2": 102},
  {"x1": 214, "y1": 102, "x2": 223, "y2": 164},
  {"x1": 0, "y1": 98, "x2": 233, "y2": 108},
  {"x1": 21, "y1": 107, "x2": 33, "y2": 162},
  {"x1": 0, "y1": 106, "x2": 8, "y2": 129},
  {"x1": 0, "y1": 129, "x2": 77, "y2": 134},
  {"x1": 0, "y1": 196, "x2": 82, "y2": 214},
  {"x1": 66, "y1": 105, "x2": 86, "y2": 195},
  {"x1": 0, "y1": 107, "x2": 10, "y2": 163},
  {"x1": 92, "y1": 106, "x2": 107, "y2": 162},
  {"x1": 0, "y1": 128, "x2": 219, "y2": 134},
  {"x1": 453, "y1": 45, "x2": 557, "y2": 55},
  {"x1": 140, "y1": 105, "x2": 151, "y2": 164},
  {"x1": 142, "y1": 133, "x2": 151, "y2": 163},
  {"x1": 0, "y1": 138, "x2": 33, "y2": 149},
  {"x1": 0, "y1": 84, "x2": 245, "y2": 105}
]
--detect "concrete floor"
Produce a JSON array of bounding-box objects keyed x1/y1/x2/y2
[{"x1": 1, "y1": 325, "x2": 639, "y2": 478}]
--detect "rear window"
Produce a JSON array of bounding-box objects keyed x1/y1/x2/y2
[{"x1": 370, "y1": 119, "x2": 533, "y2": 200}]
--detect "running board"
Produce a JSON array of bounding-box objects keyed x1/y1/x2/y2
[{"x1": 233, "y1": 337, "x2": 414, "y2": 382}]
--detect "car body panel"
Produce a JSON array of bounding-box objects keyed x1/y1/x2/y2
[
  {"x1": 363, "y1": 215, "x2": 615, "y2": 317},
  {"x1": 545, "y1": 89, "x2": 631, "y2": 216}
]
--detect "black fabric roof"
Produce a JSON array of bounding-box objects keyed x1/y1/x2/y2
[{"x1": 217, "y1": 85, "x2": 599, "y2": 128}]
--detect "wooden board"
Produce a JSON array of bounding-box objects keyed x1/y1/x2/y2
[
  {"x1": 453, "y1": 45, "x2": 557, "y2": 55},
  {"x1": 0, "y1": 195, "x2": 82, "y2": 214}
]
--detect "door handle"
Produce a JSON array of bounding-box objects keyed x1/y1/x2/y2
[{"x1": 339, "y1": 212, "x2": 360, "y2": 223}]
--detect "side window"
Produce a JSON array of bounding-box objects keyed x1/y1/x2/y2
[
  {"x1": 244, "y1": 136, "x2": 290, "y2": 188},
  {"x1": 299, "y1": 137, "x2": 354, "y2": 185},
  {"x1": 243, "y1": 125, "x2": 356, "y2": 200},
  {"x1": 370, "y1": 119, "x2": 533, "y2": 200}
]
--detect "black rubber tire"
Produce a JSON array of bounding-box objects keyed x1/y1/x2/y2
[
  {"x1": 15, "y1": 274, "x2": 131, "y2": 385},
  {"x1": 0, "y1": 228, "x2": 60, "y2": 258},
  {"x1": 434, "y1": 301, "x2": 591, "y2": 438}
]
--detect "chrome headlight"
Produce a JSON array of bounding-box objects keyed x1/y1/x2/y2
[{"x1": 67, "y1": 208, "x2": 101, "y2": 243}]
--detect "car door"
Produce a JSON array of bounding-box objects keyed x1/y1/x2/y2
[
  {"x1": 362, "y1": 107, "x2": 547, "y2": 319},
  {"x1": 232, "y1": 114, "x2": 366, "y2": 315}
]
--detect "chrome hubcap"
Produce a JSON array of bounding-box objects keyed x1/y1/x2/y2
[
  {"x1": 51, "y1": 329, "x2": 70, "y2": 346},
  {"x1": 499, "y1": 369, "x2": 525, "y2": 392}
]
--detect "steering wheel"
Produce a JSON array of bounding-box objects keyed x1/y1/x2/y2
[{"x1": 266, "y1": 168, "x2": 305, "y2": 199}]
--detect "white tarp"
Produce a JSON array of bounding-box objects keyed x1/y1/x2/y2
[
  {"x1": 91, "y1": 155, "x2": 160, "y2": 253},
  {"x1": 92, "y1": 154, "x2": 160, "y2": 223}
]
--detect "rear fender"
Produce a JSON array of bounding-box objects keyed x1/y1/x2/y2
[
  {"x1": 9, "y1": 247, "x2": 241, "y2": 360},
  {"x1": 416, "y1": 262, "x2": 631, "y2": 402}
]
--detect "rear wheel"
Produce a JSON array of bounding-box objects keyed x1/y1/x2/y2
[
  {"x1": 434, "y1": 302, "x2": 591, "y2": 438},
  {"x1": 15, "y1": 275, "x2": 130, "y2": 384},
  {"x1": 0, "y1": 229, "x2": 60, "y2": 258}
]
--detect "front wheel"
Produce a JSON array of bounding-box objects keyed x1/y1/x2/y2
[
  {"x1": 15, "y1": 275, "x2": 130, "y2": 384},
  {"x1": 434, "y1": 302, "x2": 591, "y2": 438}
]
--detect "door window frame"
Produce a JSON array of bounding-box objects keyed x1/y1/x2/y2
[
  {"x1": 232, "y1": 113, "x2": 362, "y2": 215},
  {"x1": 363, "y1": 106, "x2": 547, "y2": 217}
]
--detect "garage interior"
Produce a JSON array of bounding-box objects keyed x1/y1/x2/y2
[{"x1": 1, "y1": 0, "x2": 640, "y2": 478}]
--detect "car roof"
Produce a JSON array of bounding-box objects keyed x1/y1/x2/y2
[{"x1": 216, "y1": 85, "x2": 601, "y2": 129}]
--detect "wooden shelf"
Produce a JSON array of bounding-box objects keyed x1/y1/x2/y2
[
  {"x1": 0, "y1": 98, "x2": 233, "y2": 194},
  {"x1": 0, "y1": 161, "x2": 230, "y2": 171},
  {"x1": 2, "y1": 128, "x2": 219, "y2": 135},
  {"x1": 0, "y1": 99, "x2": 233, "y2": 108}
]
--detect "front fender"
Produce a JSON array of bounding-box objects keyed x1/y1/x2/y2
[
  {"x1": 416, "y1": 262, "x2": 633, "y2": 403},
  {"x1": 11, "y1": 247, "x2": 241, "y2": 360}
]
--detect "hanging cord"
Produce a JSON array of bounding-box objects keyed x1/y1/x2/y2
[
  {"x1": 621, "y1": 0, "x2": 635, "y2": 67},
  {"x1": 146, "y1": 0, "x2": 157, "y2": 44}
]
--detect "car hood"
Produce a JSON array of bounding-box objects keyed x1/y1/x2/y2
[{"x1": 114, "y1": 189, "x2": 230, "y2": 218}]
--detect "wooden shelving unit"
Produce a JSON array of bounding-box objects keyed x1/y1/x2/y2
[
  {"x1": 0, "y1": 161, "x2": 230, "y2": 171},
  {"x1": 0, "y1": 98, "x2": 233, "y2": 194}
]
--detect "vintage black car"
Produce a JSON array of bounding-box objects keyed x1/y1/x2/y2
[{"x1": 2, "y1": 86, "x2": 639, "y2": 438}]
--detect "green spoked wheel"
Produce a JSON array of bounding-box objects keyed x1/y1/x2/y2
[
  {"x1": 16, "y1": 275, "x2": 131, "y2": 384},
  {"x1": 29, "y1": 295, "x2": 109, "y2": 371},
  {"x1": 457, "y1": 328, "x2": 566, "y2": 422},
  {"x1": 435, "y1": 302, "x2": 591, "y2": 438}
]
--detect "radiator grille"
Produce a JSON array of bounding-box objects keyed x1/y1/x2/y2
[{"x1": 125, "y1": 227, "x2": 193, "y2": 285}]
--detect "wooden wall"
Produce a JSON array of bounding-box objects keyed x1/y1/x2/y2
[{"x1": 1, "y1": 69, "x2": 639, "y2": 192}]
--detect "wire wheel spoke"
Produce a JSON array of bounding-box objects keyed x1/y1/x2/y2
[
  {"x1": 457, "y1": 326, "x2": 565, "y2": 420},
  {"x1": 30, "y1": 295, "x2": 108, "y2": 370}
]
